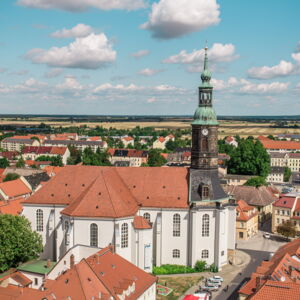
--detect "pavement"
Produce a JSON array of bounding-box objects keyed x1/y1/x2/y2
[{"x1": 180, "y1": 221, "x2": 287, "y2": 300}]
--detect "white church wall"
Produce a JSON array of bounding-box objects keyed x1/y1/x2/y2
[
  {"x1": 137, "y1": 282, "x2": 156, "y2": 300},
  {"x1": 227, "y1": 206, "x2": 237, "y2": 250},
  {"x1": 160, "y1": 210, "x2": 189, "y2": 266},
  {"x1": 135, "y1": 228, "x2": 153, "y2": 272},
  {"x1": 191, "y1": 209, "x2": 216, "y2": 267},
  {"x1": 22, "y1": 204, "x2": 66, "y2": 261}
]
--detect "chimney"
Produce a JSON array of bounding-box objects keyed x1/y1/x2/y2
[
  {"x1": 70, "y1": 254, "x2": 75, "y2": 269},
  {"x1": 255, "y1": 277, "x2": 261, "y2": 291},
  {"x1": 46, "y1": 259, "x2": 51, "y2": 268}
]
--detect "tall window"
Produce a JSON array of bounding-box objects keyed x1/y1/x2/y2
[
  {"x1": 202, "y1": 214, "x2": 209, "y2": 237},
  {"x1": 90, "y1": 223, "x2": 98, "y2": 247},
  {"x1": 173, "y1": 214, "x2": 181, "y2": 237},
  {"x1": 143, "y1": 213, "x2": 150, "y2": 223},
  {"x1": 121, "y1": 223, "x2": 128, "y2": 248},
  {"x1": 202, "y1": 249, "x2": 209, "y2": 259},
  {"x1": 173, "y1": 249, "x2": 180, "y2": 258},
  {"x1": 36, "y1": 209, "x2": 43, "y2": 232}
]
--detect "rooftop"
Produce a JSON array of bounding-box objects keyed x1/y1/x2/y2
[{"x1": 17, "y1": 260, "x2": 56, "y2": 275}]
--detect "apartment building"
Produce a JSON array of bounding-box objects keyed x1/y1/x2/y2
[{"x1": 270, "y1": 152, "x2": 300, "y2": 172}]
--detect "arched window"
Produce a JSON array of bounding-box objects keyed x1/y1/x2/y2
[
  {"x1": 143, "y1": 213, "x2": 150, "y2": 223},
  {"x1": 173, "y1": 249, "x2": 180, "y2": 258},
  {"x1": 65, "y1": 221, "x2": 69, "y2": 246},
  {"x1": 202, "y1": 186, "x2": 209, "y2": 198},
  {"x1": 121, "y1": 223, "x2": 128, "y2": 248},
  {"x1": 202, "y1": 249, "x2": 209, "y2": 259},
  {"x1": 202, "y1": 214, "x2": 209, "y2": 237},
  {"x1": 173, "y1": 214, "x2": 181, "y2": 237},
  {"x1": 90, "y1": 223, "x2": 98, "y2": 247},
  {"x1": 36, "y1": 209, "x2": 43, "y2": 232},
  {"x1": 201, "y1": 137, "x2": 208, "y2": 151}
]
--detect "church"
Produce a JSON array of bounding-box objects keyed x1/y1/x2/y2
[{"x1": 22, "y1": 47, "x2": 236, "y2": 273}]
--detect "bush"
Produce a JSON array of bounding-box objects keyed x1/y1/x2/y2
[
  {"x1": 3, "y1": 173, "x2": 20, "y2": 182},
  {"x1": 194, "y1": 260, "x2": 207, "y2": 272},
  {"x1": 152, "y1": 264, "x2": 196, "y2": 275},
  {"x1": 209, "y1": 263, "x2": 218, "y2": 273}
]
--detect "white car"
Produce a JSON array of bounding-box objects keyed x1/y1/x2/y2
[
  {"x1": 264, "y1": 233, "x2": 271, "y2": 239},
  {"x1": 212, "y1": 275, "x2": 224, "y2": 282}
]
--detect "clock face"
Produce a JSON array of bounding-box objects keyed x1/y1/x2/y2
[{"x1": 202, "y1": 128, "x2": 209, "y2": 136}]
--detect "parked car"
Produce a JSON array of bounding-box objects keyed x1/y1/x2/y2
[
  {"x1": 193, "y1": 292, "x2": 211, "y2": 300},
  {"x1": 206, "y1": 278, "x2": 222, "y2": 287},
  {"x1": 200, "y1": 285, "x2": 219, "y2": 292},
  {"x1": 212, "y1": 275, "x2": 223, "y2": 282},
  {"x1": 263, "y1": 233, "x2": 271, "y2": 239}
]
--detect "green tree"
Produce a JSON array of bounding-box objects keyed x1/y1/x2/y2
[
  {"x1": 16, "y1": 157, "x2": 25, "y2": 168},
  {"x1": 0, "y1": 215, "x2": 43, "y2": 272},
  {"x1": 82, "y1": 147, "x2": 111, "y2": 166},
  {"x1": 277, "y1": 221, "x2": 297, "y2": 239},
  {"x1": 3, "y1": 173, "x2": 20, "y2": 182},
  {"x1": 227, "y1": 140, "x2": 270, "y2": 177},
  {"x1": 244, "y1": 176, "x2": 267, "y2": 188},
  {"x1": 67, "y1": 146, "x2": 82, "y2": 165},
  {"x1": 284, "y1": 167, "x2": 292, "y2": 182},
  {"x1": 0, "y1": 157, "x2": 9, "y2": 168},
  {"x1": 148, "y1": 149, "x2": 167, "y2": 167},
  {"x1": 35, "y1": 155, "x2": 63, "y2": 167}
]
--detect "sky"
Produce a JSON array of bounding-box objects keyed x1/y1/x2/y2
[{"x1": 0, "y1": 0, "x2": 300, "y2": 116}]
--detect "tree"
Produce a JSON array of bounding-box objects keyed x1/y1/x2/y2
[
  {"x1": 35, "y1": 155, "x2": 63, "y2": 167},
  {"x1": 0, "y1": 158, "x2": 9, "y2": 168},
  {"x1": 0, "y1": 215, "x2": 43, "y2": 272},
  {"x1": 148, "y1": 149, "x2": 167, "y2": 167},
  {"x1": 227, "y1": 139, "x2": 270, "y2": 178},
  {"x1": 244, "y1": 176, "x2": 267, "y2": 188},
  {"x1": 284, "y1": 167, "x2": 292, "y2": 182},
  {"x1": 3, "y1": 173, "x2": 20, "y2": 182},
  {"x1": 67, "y1": 146, "x2": 82, "y2": 165},
  {"x1": 277, "y1": 221, "x2": 297, "y2": 239},
  {"x1": 16, "y1": 157, "x2": 25, "y2": 168},
  {"x1": 82, "y1": 147, "x2": 111, "y2": 166}
]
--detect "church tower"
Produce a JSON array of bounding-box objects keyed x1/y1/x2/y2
[{"x1": 189, "y1": 46, "x2": 228, "y2": 203}]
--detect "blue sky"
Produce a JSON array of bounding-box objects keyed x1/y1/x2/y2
[{"x1": 0, "y1": 0, "x2": 299, "y2": 115}]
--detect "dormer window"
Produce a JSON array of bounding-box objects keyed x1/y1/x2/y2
[{"x1": 202, "y1": 186, "x2": 209, "y2": 199}]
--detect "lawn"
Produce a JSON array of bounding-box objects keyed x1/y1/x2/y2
[{"x1": 157, "y1": 276, "x2": 203, "y2": 300}]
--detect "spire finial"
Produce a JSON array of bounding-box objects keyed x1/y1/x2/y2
[{"x1": 203, "y1": 42, "x2": 208, "y2": 70}]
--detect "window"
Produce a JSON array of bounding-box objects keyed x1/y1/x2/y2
[
  {"x1": 121, "y1": 223, "x2": 128, "y2": 248},
  {"x1": 202, "y1": 249, "x2": 209, "y2": 259},
  {"x1": 173, "y1": 249, "x2": 180, "y2": 258},
  {"x1": 221, "y1": 251, "x2": 225, "y2": 256},
  {"x1": 34, "y1": 278, "x2": 38, "y2": 285},
  {"x1": 202, "y1": 186, "x2": 209, "y2": 198},
  {"x1": 173, "y1": 214, "x2": 181, "y2": 237},
  {"x1": 36, "y1": 209, "x2": 43, "y2": 232},
  {"x1": 202, "y1": 214, "x2": 209, "y2": 237},
  {"x1": 143, "y1": 213, "x2": 150, "y2": 223},
  {"x1": 90, "y1": 223, "x2": 98, "y2": 247}
]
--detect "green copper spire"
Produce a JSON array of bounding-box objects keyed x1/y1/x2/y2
[
  {"x1": 192, "y1": 44, "x2": 218, "y2": 126},
  {"x1": 200, "y1": 46, "x2": 212, "y2": 87}
]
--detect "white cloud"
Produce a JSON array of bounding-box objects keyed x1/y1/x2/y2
[
  {"x1": 17, "y1": 0, "x2": 146, "y2": 12},
  {"x1": 147, "y1": 97, "x2": 156, "y2": 103},
  {"x1": 247, "y1": 43, "x2": 300, "y2": 79},
  {"x1": 13, "y1": 78, "x2": 48, "y2": 93},
  {"x1": 25, "y1": 33, "x2": 116, "y2": 69},
  {"x1": 44, "y1": 68, "x2": 63, "y2": 78},
  {"x1": 240, "y1": 82, "x2": 289, "y2": 94},
  {"x1": 131, "y1": 49, "x2": 150, "y2": 58},
  {"x1": 56, "y1": 76, "x2": 83, "y2": 91},
  {"x1": 163, "y1": 43, "x2": 238, "y2": 72},
  {"x1": 93, "y1": 83, "x2": 142, "y2": 93},
  {"x1": 138, "y1": 68, "x2": 163, "y2": 76},
  {"x1": 248, "y1": 60, "x2": 294, "y2": 79},
  {"x1": 0, "y1": 68, "x2": 7, "y2": 73},
  {"x1": 0, "y1": 84, "x2": 10, "y2": 93},
  {"x1": 51, "y1": 24, "x2": 93, "y2": 38},
  {"x1": 141, "y1": 0, "x2": 220, "y2": 39},
  {"x1": 154, "y1": 84, "x2": 184, "y2": 92}
]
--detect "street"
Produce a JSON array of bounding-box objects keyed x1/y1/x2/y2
[{"x1": 213, "y1": 225, "x2": 287, "y2": 300}]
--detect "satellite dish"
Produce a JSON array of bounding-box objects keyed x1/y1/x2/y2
[{"x1": 280, "y1": 276, "x2": 285, "y2": 282}]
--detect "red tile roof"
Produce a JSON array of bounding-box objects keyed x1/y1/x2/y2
[
  {"x1": 0, "y1": 198, "x2": 23, "y2": 215},
  {"x1": 50, "y1": 147, "x2": 68, "y2": 155},
  {"x1": 158, "y1": 137, "x2": 165, "y2": 143},
  {"x1": 0, "y1": 179, "x2": 31, "y2": 199},
  {"x1": 122, "y1": 136, "x2": 134, "y2": 141},
  {"x1": 273, "y1": 196, "x2": 296, "y2": 208},
  {"x1": 24, "y1": 166, "x2": 189, "y2": 217},
  {"x1": 250, "y1": 280, "x2": 300, "y2": 300},
  {"x1": 260, "y1": 139, "x2": 300, "y2": 150},
  {"x1": 226, "y1": 136, "x2": 234, "y2": 142},
  {"x1": 0, "y1": 151, "x2": 18, "y2": 160},
  {"x1": 133, "y1": 216, "x2": 151, "y2": 229},
  {"x1": 0, "y1": 271, "x2": 32, "y2": 287},
  {"x1": 293, "y1": 198, "x2": 300, "y2": 212}
]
